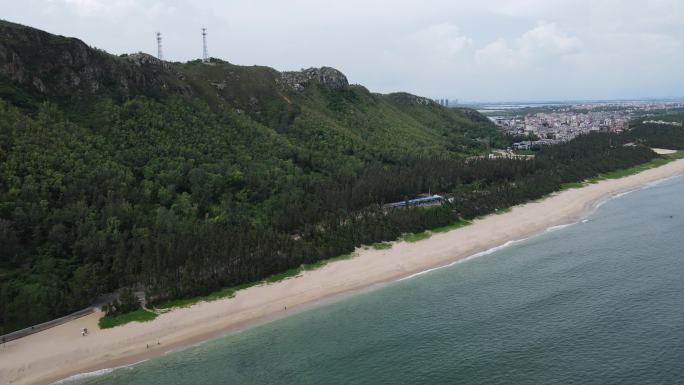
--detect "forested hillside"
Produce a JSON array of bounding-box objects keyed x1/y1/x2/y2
[
  {"x1": 0, "y1": 20, "x2": 499, "y2": 333},
  {"x1": 0, "y1": 20, "x2": 664, "y2": 334},
  {"x1": 627, "y1": 112, "x2": 684, "y2": 149}
]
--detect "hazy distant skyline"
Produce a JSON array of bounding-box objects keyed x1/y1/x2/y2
[{"x1": 2, "y1": 0, "x2": 683, "y2": 102}]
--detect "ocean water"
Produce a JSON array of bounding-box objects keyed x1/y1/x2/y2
[{"x1": 70, "y1": 176, "x2": 684, "y2": 385}]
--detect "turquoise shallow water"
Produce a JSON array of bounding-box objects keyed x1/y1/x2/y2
[{"x1": 71, "y1": 176, "x2": 684, "y2": 385}]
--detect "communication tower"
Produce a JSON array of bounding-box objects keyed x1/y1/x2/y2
[
  {"x1": 156, "y1": 32, "x2": 163, "y2": 60},
  {"x1": 202, "y1": 28, "x2": 209, "y2": 63}
]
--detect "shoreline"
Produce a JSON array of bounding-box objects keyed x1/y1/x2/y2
[{"x1": 3, "y1": 158, "x2": 684, "y2": 385}]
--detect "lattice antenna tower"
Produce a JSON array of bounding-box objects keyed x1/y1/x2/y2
[
  {"x1": 156, "y1": 32, "x2": 163, "y2": 60},
  {"x1": 202, "y1": 28, "x2": 208, "y2": 63}
]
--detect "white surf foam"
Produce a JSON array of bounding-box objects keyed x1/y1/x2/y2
[
  {"x1": 595, "y1": 188, "x2": 637, "y2": 209},
  {"x1": 613, "y1": 190, "x2": 634, "y2": 199},
  {"x1": 398, "y1": 174, "x2": 684, "y2": 284},
  {"x1": 52, "y1": 368, "x2": 116, "y2": 384},
  {"x1": 644, "y1": 173, "x2": 683, "y2": 188},
  {"x1": 594, "y1": 174, "x2": 684, "y2": 210},
  {"x1": 546, "y1": 223, "x2": 573, "y2": 232},
  {"x1": 52, "y1": 359, "x2": 147, "y2": 384},
  {"x1": 397, "y1": 237, "x2": 532, "y2": 282}
]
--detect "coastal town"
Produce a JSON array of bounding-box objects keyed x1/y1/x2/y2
[{"x1": 483, "y1": 101, "x2": 684, "y2": 150}]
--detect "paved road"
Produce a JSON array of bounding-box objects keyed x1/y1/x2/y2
[{"x1": 0, "y1": 292, "x2": 119, "y2": 343}]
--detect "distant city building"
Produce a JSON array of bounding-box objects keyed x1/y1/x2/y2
[
  {"x1": 492, "y1": 101, "x2": 684, "y2": 151},
  {"x1": 434, "y1": 99, "x2": 451, "y2": 107}
]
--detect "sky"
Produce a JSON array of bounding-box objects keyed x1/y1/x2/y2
[{"x1": 1, "y1": 0, "x2": 683, "y2": 102}]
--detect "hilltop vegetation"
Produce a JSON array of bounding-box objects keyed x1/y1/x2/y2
[
  {"x1": 0, "y1": 20, "x2": 667, "y2": 334},
  {"x1": 0, "y1": 20, "x2": 498, "y2": 333},
  {"x1": 627, "y1": 112, "x2": 684, "y2": 149}
]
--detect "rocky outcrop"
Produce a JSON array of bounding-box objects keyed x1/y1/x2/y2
[
  {"x1": 0, "y1": 21, "x2": 105, "y2": 94},
  {"x1": 0, "y1": 20, "x2": 350, "y2": 105},
  {"x1": 0, "y1": 20, "x2": 188, "y2": 98},
  {"x1": 126, "y1": 52, "x2": 164, "y2": 67},
  {"x1": 385, "y1": 92, "x2": 436, "y2": 106},
  {"x1": 278, "y1": 67, "x2": 348, "y2": 91}
]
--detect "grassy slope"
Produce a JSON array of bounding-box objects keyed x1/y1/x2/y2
[
  {"x1": 0, "y1": 20, "x2": 500, "y2": 171},
  {"x1": 98, "y1": 309, "x2": 158, "y2": 329},
  {"x1": 175, "y1": 61, "x2": 497, "y2": 163}
]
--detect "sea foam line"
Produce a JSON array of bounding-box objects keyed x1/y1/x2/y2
[
  {"x1": 397, "y1": 178, "x2": 672, "y2": 282},
  {"x1": 397, "y1": 237, "x2": 532, "y2": 282},
  {"x1": 594, "y1": 173, "x2": 684, "y2": 209},
  {"x1": 51, "y1": 173, "x2": 684, "y2": 383},
  {"x1": 546, "y1": 223, "x2": 574, "y2": 232},
  {"x1": 52, "y1": 359, "x2": 148, "y2": 384},
  {"x1": 398, "y1": 219, "x2": 582, "y2": 283},
  {"x1": 644, "y1": 173, "x2": 683, "y2": 188},
  {"x1": 396, "y1": 176, "x2": 680, "y2": 283}
]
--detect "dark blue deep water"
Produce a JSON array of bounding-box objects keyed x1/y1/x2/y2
[{"x1": 72, "y1": 176, "x2": 684, "y2": 385}]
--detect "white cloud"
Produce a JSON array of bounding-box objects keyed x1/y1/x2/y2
[
  {"x1": 475, "y1": 21, "x2": 581, "y2": 70},
  {"x1": 408, "y1": 23, "x2": 473, "y2": 58},
  {"x1": 481, "y1": 0, "x2": 558, "y2": 17},
  {"x1": 474, "y1": 39, "x2": 518, "y2": 68},
  {"x1": 518, "y1": 22, "x2": 581, "y2": 55},
  {"x1": 59, "y1": 0, "x2": 173, "y2": 19},
  {"x1": 62, "y1": 0, "x2": 133, "y2": 15},
  {"x1": 628, "y1": 33, "x2": 680, "y2": 54}
]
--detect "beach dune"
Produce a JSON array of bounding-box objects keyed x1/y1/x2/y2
[{"x1": 3, "y1": 158, "x2": 684, "y2": 385}]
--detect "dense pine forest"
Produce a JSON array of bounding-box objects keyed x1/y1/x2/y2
[
  {"x1": 0, "y1": 20, "x2": 676, "y2": 334},
  {"x1": 627, "y1": 111, "x2": 684, "y2": 149}
]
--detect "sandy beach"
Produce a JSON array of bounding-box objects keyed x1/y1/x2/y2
[{"x1": 3, "y1": 158, "x2": 684, "y2": 385}]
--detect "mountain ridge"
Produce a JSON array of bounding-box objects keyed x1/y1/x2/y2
[
  {"x1": 0, "y1": 19, "x2": 503, "y2": 334},
  {"x1": 0, "y1": 20, "x2": 664, "y2": 337}
]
